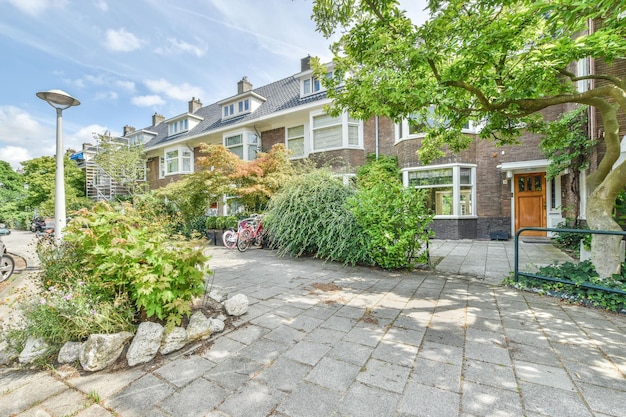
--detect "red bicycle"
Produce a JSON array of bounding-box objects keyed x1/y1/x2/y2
[{"x1": 221, "y1": 214, "x2": 264, "y2": 252}]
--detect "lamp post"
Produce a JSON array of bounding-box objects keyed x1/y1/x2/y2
[{"x1": 36, "y1": 89, "x2": 80, "y2": 241}]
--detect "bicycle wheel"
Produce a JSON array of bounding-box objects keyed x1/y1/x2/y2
[
  {"x1": 0, "y1": 255, "x2": 14, "y2": 282},
  {"x1": 222, "y1": 230, "x2": 237, "y2": 249},
  {"x1": 237, "y1": 229, "x2": 252, "y2": 252}
]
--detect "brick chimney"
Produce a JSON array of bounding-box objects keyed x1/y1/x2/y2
[
  {"x1": 152, "y1": 112, "x2": 165, "y2": 126},
  {"x1": 237, "y1": 76, "x2": 253, "y2": 94},
  {"x1": 123, "y1": 125, "x2": 135, "y2": 136},
  {"x1": 188, "y1": 97, "x2": 202, "y2": 113},
  {"x1": 301, "y1": 55, "x2": 311, "y2": 72}
]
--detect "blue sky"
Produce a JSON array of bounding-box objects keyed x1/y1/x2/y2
[{"x1": 0, "y1": 0, "x2": 428, "y2": 170}]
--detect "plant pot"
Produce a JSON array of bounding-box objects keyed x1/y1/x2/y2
[{"x1": 205, "y1": 229, "x2": 224, "y2": 246}]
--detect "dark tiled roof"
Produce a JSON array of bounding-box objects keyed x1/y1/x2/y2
[{"x1": 143, "y1": 75, "x2": 328, "y2": 149}]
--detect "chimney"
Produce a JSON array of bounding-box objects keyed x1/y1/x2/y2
[
  {"x1": 123, "y1": 125, "x2": 135, "y2": 136},
  {"x1": 188, "y1": 97, "x2": 202, "y2": 113},
  {"x1": 237, "y1": 76, "x2": 253, "y2": 94},
  {"x1": 301, "y1": 55, "x2": 311, "y2": 72},
  {"x1": 152, "y1": 112, "x2": 165, "y2": 126}
]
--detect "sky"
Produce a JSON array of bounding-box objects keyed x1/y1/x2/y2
[{"x1": 0, "y1": 0, "x2": 428, "y2": 170}]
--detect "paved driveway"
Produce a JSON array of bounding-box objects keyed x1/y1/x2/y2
[{"x1": 1, "y1": 246, "x2": 625, "y2": 416}]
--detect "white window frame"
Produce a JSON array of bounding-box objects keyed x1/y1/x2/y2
[
  {"x1": 301, "y1": 71, "x2": 333, "y2": 97},
  {"x1": 395, "y1": 107, "x2": 477, "y2": 142},
  {"x1": 224, "y1": 130, "x2": 259, "y2": 161},
  {"x1": 309, "y1": 110, "x2": 363, "y2": 153},
  {"x1": 286, "y1": 125, "x2": 305, "y2": 158},
  {"x1": 163, "y1": 145, "x2": 194, "y2": 176},
  {"x1": 167, "y1": 118, "x2": 189, "y2": 136},
  {"x1": 402, "y1": 164, "x2": 477, "y2": 218}
]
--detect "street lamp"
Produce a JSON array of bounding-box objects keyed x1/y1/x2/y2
[{"x1": 36, "y1": 89, "x2": 80, "y2": 241}]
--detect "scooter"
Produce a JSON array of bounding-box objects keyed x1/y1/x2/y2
[{"x1": 0, "y1": 238, "x2": 15, "y2": 282}]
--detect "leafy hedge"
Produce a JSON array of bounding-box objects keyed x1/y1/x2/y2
[{"x1": 264, "y1": 169, "x2": 371, "y2": 265}]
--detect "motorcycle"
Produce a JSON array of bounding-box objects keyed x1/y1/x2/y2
[{"x1": 0, "y1": 238, "x2": 14, "y2": 282}]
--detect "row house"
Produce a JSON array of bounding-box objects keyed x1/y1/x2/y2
[{"x1": 115, "y1": 53, "x2": 624, "y2": 240}]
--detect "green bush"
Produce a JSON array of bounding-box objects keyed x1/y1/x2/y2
[
  {"x1": 264, "y1": 169, "x2": 371, "y2": 265},
  {"x1": 347, "y1": 154, "x2": 433, "y2": 269},
  {"x1": 205, "y1": 216, "x2": 217, "y2": 229},
  {"x1": 61, "y1": 202, "x2": 210, "y2": 329},
  {"x1": 347, "y1": 183, "x2": 433, "y2": 269}
]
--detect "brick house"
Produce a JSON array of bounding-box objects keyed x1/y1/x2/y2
[{"x1": 114, "y1": 50, "x2": 624, "y2": 240}]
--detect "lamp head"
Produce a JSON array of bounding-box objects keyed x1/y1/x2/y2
[{"x1": 36, "y1": 89, "x2": 80, "y2": 110}]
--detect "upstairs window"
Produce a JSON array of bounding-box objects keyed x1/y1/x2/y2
[
  {"x1": 168, "y1": 118, "x2": 189, "y2": 136},
  {"x1": 223, "y1": 98, "x2": 251, "y2": 119},
  {"x1": 301, "y1": 71, "x2": 333, "y2": 97},
  {"x1": 396, "y1": 106, "x2": 475, "y2": 141},
  {"x1": 311, "y1": 111, "x2": 362, "y2": 151}
]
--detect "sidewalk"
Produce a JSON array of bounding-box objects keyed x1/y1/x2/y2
[
  {"x1": 2, "y1": 244, "x2": 624, "y2": 417},
  {"x1": 430, "y1": 238, "x2": 575, "y2": 283}
]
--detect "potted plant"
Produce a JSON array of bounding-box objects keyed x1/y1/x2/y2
[{"x1": 205, "y1": 216, "x2": 218, "y2": 245}]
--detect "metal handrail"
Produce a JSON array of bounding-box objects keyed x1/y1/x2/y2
[{"x1": 514, "y1": 227, "x2": 626, "y2": 296}]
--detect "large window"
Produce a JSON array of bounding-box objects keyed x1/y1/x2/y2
[
  {"x1": 311, "y1": 112, "x2": 362, "y2": 152},
  {"x1": 286, "y1": 125, "x2": 305, "y2": 158},
  {"x1": 224, "y1": 131, "x2": 259, "y2": 161},
  {"x1": 162, "y1": 146, "x2": 193, "y2": 176},
  {"x1": 405, "y1": 165, "x2": 475, "y2": 217},
  {"x1": 396, "y1": 107, "x2": 475, "y2": 141}
]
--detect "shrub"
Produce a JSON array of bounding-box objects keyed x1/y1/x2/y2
[
  {"x1": 264, "y1": 169, "x2": 371, "y2": 265},
  {"x1": 61, "y1": 202, "x2": 210, "y2": 329},
  {"x1": 347, "y1": 155, "x2": 434, "y2": 269},
  {"x1": 205, "y1": 216, "x2": 217, "y2": 229},
  {"x1": 553, "y1": 219, "x2": 591, "y2": 252}
]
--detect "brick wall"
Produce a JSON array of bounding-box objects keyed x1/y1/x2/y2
[{"x1": 260, "y1": 127, "x2": 284, "y2": 152}]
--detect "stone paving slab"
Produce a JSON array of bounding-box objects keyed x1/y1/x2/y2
[{"x1": 1, "y1": 244, "x2": 625, "y2": 417}]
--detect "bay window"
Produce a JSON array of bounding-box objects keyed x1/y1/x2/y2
[
  {"x1": 404, "y1": 165, "x2": 475, "y2": 217},
  {"x1": 162, "y1": 146, "x2": 193, "y2": 176},
  {"x1": 224, "y1": 131, "x2": 259, "y2": 161}
]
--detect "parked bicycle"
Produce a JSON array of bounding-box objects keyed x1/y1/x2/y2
[
  {"x1": 0, "y1": 238, "x2": 15, "y2": 282},
  {"x1": 221, "y1": 214, "x2": 264, "y2": 252}
]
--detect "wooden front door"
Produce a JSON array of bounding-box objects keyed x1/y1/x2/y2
[{"x1": 514, "y1": 173, "x2": 546, "y2": 236}]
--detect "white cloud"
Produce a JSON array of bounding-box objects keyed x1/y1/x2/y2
[
  {"x1": 0, "y1": 146, "x2": 32, "y2": 170},
  {"x1": 5, "y1": 0, "x2": 67, "y2": 16},
  {"x1": 94, "y1": 0, "x2": 108, "y2": 12},
  {"x1": 68, "y1": 124, "x2": 111, "y2": 149},
  {"x1": 115, "y1": 80, "x2": 135, "y2": 92},
  {"x1": 132, "y1": 95, "x2": 165, "y2": 107},
  {"x1": 0, "y1": 106, "x2": 42, "y2": 145},
  {"x1": 154, "y1": 38, "x2": 207, "y2": 58},
  {"x1": 94, "y1": 91, "x2": 118, "y2": 101},
  {"x1": 103, "y1": 28, "x2": 144, "y2": 52},
  {"x1": 144, "y1": 78, "x2": 203, "y2": 101}
]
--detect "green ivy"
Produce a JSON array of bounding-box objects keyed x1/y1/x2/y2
[{"x1": 505, "y1": 260, "x2": 626, "y2": 312}]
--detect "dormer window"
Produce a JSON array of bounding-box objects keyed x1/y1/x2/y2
[
  {"x1": 300, "y1": 70, "x2": 334, "y2": 98},
  {"x1": 219, "y1": 93, "x2": 265, "y2": 121},
  {"x1": 168, "y1": 119, "x2": 188, "y2": 135},
  {"x1": 223, "y1": 98, "x2": 252, "y2": 119},
  {"x1": 164, "y1": 114, "x2": 203, "y2": 137}
]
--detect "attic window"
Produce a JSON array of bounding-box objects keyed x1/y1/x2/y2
[
  {"x1": 223, "y1": 98, "x2": 250, "y2": 119},
  {"x1": 301, "y1": 71, "x2": 333, "y2": 97},
  {"x1": 168, "y1": 118, "x2": 189, "y2": 135}
]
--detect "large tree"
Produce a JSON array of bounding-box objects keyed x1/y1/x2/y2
[
  {"x1": 21, "y1": 155, "x2": 89, "y2": 215},
  {"x1": 312, "y1": 0, "x2": 626, "y2": 277}
]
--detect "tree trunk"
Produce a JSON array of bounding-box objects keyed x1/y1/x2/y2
[{"x1": 586, "y1": 164, "x2": 625, "y2": 278}]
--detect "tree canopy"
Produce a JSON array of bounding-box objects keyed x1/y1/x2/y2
[
  {"x1": 93, "y1": 132, "x2": 148, "y2": 195},
  {"x1": 21, "y1": 155, "x2": 89, "y2": 215},
  {"x1": 312, "y1": 0, "x2": 626, "y2": 277}
]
